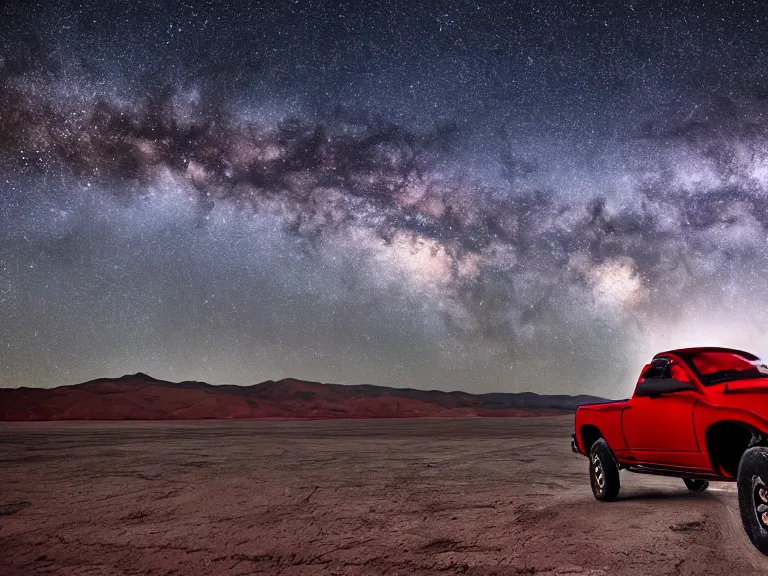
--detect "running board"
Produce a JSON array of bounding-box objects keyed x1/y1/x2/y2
[{"x1": 623, "y1": 465, "x2": 731, "y2": 482}]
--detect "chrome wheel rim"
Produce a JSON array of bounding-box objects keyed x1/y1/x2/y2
[
  {"x1": 592, "y1": 453, "x2": 605, "y2": 492},
  {"x1": 754, "y1": 478, "x2": 768, "y2": 529}
]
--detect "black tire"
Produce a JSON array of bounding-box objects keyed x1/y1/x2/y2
[
  {"x1": 737, "y1": 447, "x2": 768, "y2": 555},
  {"x1": 589, "y1": 438, "x2": 620, "y2": 501},
  {"x1": 683, "y1": 478, "x2": 709, "y2": 493}
]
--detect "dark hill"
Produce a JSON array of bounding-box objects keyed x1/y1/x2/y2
[{"x1": 0, "y1": 373, "x2": 608, "y2": 421}]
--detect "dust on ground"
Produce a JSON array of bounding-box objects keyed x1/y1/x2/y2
[{"x1": 1, "y1": 417, "x2": 765, "y2": 575}]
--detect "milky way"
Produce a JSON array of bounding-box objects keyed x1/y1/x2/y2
[{"x1": 2, "y1": 1, "x2": 768, "y2": 397}]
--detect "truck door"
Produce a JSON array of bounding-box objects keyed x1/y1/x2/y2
[{"x1": 621, "y1": 358, "x2": 706, "y2": 469}]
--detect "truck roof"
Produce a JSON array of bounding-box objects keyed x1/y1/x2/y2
[{"x1": 653, "y1": 347, "x2": 759, "y2": 360}]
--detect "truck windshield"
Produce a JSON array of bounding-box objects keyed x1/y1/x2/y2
[{"x1": 681, "y1": 350, "x2": 768, "y2": 386}]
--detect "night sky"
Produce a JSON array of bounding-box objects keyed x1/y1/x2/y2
[{"x1": 2, "y1": 1, "x2": 768, "y2": 397}]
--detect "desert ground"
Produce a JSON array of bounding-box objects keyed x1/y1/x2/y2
[{"x1": 1, "y1": 417, "x2": 766, "y2": 576}]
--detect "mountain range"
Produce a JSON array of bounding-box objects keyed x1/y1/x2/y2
[{"x1": 0, "y1": 373, "x2": 607, "y2": 421}]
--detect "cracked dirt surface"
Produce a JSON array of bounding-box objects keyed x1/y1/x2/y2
[{"x1": 1, "y1": 417, "x2": 766, "y2": 575}]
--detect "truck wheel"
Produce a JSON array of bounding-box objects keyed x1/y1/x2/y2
[
  {"x1": 683, "y1": 478, "x2": 709, "y2": 492},
  {"x1": 589, "y1": 438, "x2": 620, "y2": 501},
  {"x1": 737, "y1": 447, "x2": 768, "y2": 555}
]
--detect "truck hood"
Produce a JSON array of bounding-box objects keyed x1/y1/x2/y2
[
  {"x1": 706, "y1": 379, "x2": 768, "y2": 416},
  {"x1": 713, "y1": 378, "x2": 768, "y2": 394}
]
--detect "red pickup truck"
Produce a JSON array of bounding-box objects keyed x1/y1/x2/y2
[{"x1": 573, "y1": 347, "x2": 768, "y2": 554}]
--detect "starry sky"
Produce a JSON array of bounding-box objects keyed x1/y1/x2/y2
[{"x1": 2, "y1": 0, "x2": 768, "y2": 397}]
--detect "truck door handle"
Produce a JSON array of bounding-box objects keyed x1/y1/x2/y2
[{"x1": 624, "y1": 406, "x2": 632, "y2": 410}]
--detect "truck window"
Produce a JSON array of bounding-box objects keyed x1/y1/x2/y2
[
  {"x1": 681, "y1": 350, "x2": 768, "y2": 386},
  {"x1": 635, "y1": 358, "x2": 695, "y2": 397},
  {"x1": 641, "y1": 358, "x2": 670, "y2": 380},
  {"x1": 641, "y1": 358, "x2": 689, "y2": 382}
]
